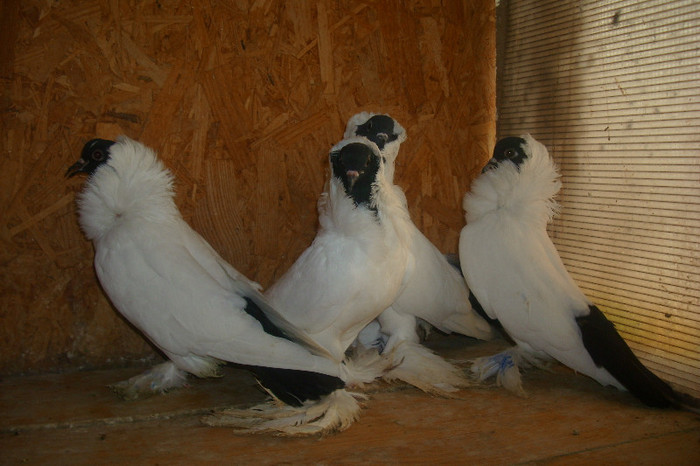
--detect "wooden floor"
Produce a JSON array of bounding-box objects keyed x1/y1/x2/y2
[{"x1": 2, "y1": 337, "x2": 699, "y2": 465}]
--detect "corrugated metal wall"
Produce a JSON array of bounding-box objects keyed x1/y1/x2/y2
[{"x1": 497, "y1": 0, "x2": 699, "y2": 395}]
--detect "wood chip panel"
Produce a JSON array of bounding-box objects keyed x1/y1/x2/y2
[{"x1": 0, "y1": 0, "x2": 496, "y2": 373}]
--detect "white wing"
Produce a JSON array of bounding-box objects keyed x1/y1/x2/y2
[
  {"x1": 177, "y1": 219, "x2": 262, "y2": 291},
  {"x1": 175, "y1": 221, "x2": 337, "y2": 361},
  {"x1": 460, "y1": 212, "x2": 611, "y2": 377},
  {"x1": 94, "y1": 219, "x2": 340, "y2": 377}
]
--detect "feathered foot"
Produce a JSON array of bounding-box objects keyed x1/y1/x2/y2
[
  {"x1": 382, "y1": 341, "x2": 469, "y2": 397},
  {"x1": 471, "y1": 349, "x2": 525, "y2": 396},
  {"x1": 110, "y1": 361, "x2": 188, "y2": 400},
  {"x1": 470, "y1": 347, "x2": 550, "y2": 396},
  {"x1": 202, "y1": 389, "x2": 366, "y2": 436},
  {"x1": 342, "y1": 344, "x2": 394, "y2": 388}
]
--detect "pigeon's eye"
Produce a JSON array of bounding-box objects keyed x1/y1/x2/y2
[
  {"x1": 91, "y1": 150, "x2": 106, "y2": 161},
  {"x1": 376, "y1": 133, "x2": 389, "y2": 143},
  {"x1": 505, "y1": 148, "x2": 516, "y2": 158}
]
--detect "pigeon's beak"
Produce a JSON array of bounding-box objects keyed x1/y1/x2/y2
[
  {"x1": 346, "y1": 170, "x2": 360, "y2": 190},
  {"x1": 66, "y1": 158, "x2": 88, "y2": 178},
  {"x1": 482, "y1": 159, "x2": 498, "y2": 173}
]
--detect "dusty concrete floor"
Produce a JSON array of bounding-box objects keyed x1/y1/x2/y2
[{"x1": 2, "y1": 336, "x2": 699, "y2": 465}]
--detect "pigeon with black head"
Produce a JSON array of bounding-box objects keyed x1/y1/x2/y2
[
  {"x1": 342, "y1": 113, "x2": 496, "y2": 396},
  {"x1": 265, "y1": 136, "x2": 412, "y2": 373},
  {"x1": 330, "y1": 141, "x2": 380, "y2": 209},
  {"x1": 354, "y1": 114, "x2": 401, "y2": 152},
  {"x1": 482, "y1": 136, "x2": 528, "y2": 172},
  {"x1": 67, "y1": 135, "x2": 372, "y2": 435},
  {"x1": 461, "y1": 134, "x2": 700, "y2": 412},
  {"x1": 66, "y1": 139, "x2": 115, "y2": 178}
]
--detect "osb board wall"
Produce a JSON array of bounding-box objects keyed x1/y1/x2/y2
[{"x1": 0, "y1": 0, "x2": 496, "y2": 374}]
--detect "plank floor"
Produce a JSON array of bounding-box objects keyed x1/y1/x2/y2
[{"x1": 2, "y1": 337, "x2": 699, "y2": 465}]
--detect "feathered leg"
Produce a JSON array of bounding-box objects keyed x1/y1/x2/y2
[
  {"x1": 202, "y1": 389, "x2": 366, "y2": 436},
  {"x1": 342, "y1": 344, "x2": 393, "y2": 388},
  {"x1": 355, "y1": 320, "x2": 389, "y2": 352},
  {"x1": 111, "y1": 361, "x2": 189, "y2": 400},
  {"x1": 471, "y1": 346, "x2": 551, "y2": 396},
  {"x1": 382, "y1": 340, "x2": 469, "y2": 396},
  {"x1": 373, "y1": 308, "x2": 470, "y2": 396}
]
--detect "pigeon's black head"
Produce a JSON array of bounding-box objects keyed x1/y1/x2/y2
[
  {"x1": 66, "y1": 139, "x2": 116, "y2": 178},
  {"x1": 330, "y1": 142, "x2": 381, "y2": 208},
  {"x1": 482, "y1": 136, "x2": 528, "y2": 173},
  {"x1": 354, "y1": 114, "x2": 399, "y2": 151}
]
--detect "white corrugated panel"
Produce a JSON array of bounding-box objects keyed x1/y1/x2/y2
[{"x1": 497, "y1": 0, "x2": 700, "y2": 396}]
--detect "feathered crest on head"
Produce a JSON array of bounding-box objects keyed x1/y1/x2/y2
[
  {"x1": 77, "y1": 136, "x2": 177, "y2": 240},
  {"x1": 517, "y1": 134, "x2": 562, "y2": 219},
  {"x1": 464, "y1": 133, "x2": 562, "y2": 227}
]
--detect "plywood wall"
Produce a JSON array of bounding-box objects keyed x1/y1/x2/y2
[{"x1": 0, "y1": 0, "x2": 496, "y2": 374}]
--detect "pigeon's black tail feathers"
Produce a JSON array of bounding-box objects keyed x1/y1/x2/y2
[
  {"x1": 444, "y1": 253, "x2": 462, "y2": 272},
  {"x1": 242, "y1": 297, "x2": 290, "y2": 340},
  {"x1": 242, "y1": 298, "x2": 345, "y2": 406},
  {"x1": 248, "y1": 366, "x2": 345, "y2": 407},
  {"x1": 577, "y1": 305, "x2": 700, "y2": 412}
]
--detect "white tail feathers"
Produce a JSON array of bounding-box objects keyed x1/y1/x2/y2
[
  {"x1": 202, "y1": 389, "x2": 365, "y2": 436},
  {"x1": 382, "y1": 341, "x2": 470, "y2": 396}
]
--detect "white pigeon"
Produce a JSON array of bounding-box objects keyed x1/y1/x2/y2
[
  {"x1": 67, "y1": 136, "x2": 372, "y2": 435},
  {"x1": 344, "y1": 113, "x2": 496, "y2": 395},
  {"x1": 460, "y1": 134, "x2": 699, "y2": 411},
  {"x1": 264, "y1": 136, "x2": 413, "y2": 368}
]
